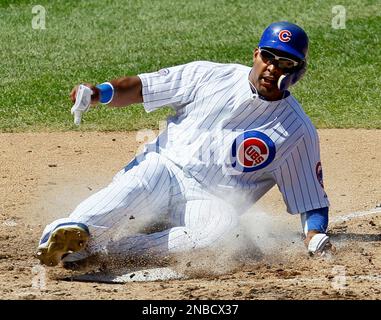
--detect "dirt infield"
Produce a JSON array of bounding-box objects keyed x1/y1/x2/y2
[{"x1": 0, "y1": 129, "x2": 380, "y2": 300}]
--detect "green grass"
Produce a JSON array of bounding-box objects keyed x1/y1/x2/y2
[{"x1": 0, "y1": 0, "x2": 380, "y2": 131}]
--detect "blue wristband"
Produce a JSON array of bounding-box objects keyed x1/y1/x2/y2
[{"x1": 96, "y1": 82, "x2": 114, "y2": 104}]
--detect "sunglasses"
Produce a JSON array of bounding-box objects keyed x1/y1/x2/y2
[{"x1": 259, "y1": 48, "x2": 300, "y2": 70}]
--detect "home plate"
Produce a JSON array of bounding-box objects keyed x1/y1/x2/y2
[{"x1": 68, "y1": 267, "x2": 187, "y2": 283}]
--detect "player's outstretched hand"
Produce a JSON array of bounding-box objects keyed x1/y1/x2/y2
[
  {"x1": 304, "y1": 230, "x2": 336, "y2": 257},
  {"x1": 70, "y1": 83, "x2": 100, "y2": 105}
]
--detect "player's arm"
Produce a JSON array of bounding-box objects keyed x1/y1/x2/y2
[
  {"x1": 301, "y1": 207, "x2": 334, "y2": 256},
  {"x1": 70, "y1": 76, "x2": 143, "y2": 107}
]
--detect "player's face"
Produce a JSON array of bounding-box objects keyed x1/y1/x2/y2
[{"x1": 250, "y1": 48, "x2": 287, "y2": 101}]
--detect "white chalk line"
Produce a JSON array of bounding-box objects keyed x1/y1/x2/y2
[
  {"x1": 331, "y1": 207, "x2": 381, "y2": 224},
  {"x1": 282, "y1": 274, "x2": 381, "y2": 286}
]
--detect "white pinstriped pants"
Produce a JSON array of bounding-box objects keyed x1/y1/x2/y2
[{"x1": 41, "y1": 152, "x2": 238, "y2": 260}]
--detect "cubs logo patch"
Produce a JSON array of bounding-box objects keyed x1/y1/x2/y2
[
  {"x1": 316, "y1": 162, "x2": 324, "y2": 188},
  {"x1": 158, "y1": 68, "x2": 169, "y2": 76},
  {"x1": 278, "y1": 29, "x2": 292, "y2": 42},
  {"x1": 231, "y1": 131, "x2": 276, "y2": 172}
]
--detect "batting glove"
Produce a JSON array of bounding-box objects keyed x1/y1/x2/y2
[{"x1": 71, "y1": 84, "x2": 93, "y2": 125}]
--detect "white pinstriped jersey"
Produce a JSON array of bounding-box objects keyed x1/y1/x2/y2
[
  {"x1": 40, "y1": 61, "x2": 330, "y2": 260},
  {"x1": 138, "y1": 61, "x2": 329, "y2": 214}
]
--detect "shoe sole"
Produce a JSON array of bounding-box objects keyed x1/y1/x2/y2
[{"x1": 36, "y1": 226, "x2": 89, "y2": 267}]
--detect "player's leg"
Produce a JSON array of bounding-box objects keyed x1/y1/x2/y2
[
  {"x1": 105, "y1": 196, "x2": 239, "y2": 257},
  {"x1": 37, "y1": 152, "x2": 174, "y2": 266}
]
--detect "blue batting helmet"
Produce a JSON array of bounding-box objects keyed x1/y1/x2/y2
[
  {"x1": 258, "y1": 21, "x2": 309, "y2": 90},
  {"x1": 259, "y1": 21, "x2": 308, "y2": 61}
]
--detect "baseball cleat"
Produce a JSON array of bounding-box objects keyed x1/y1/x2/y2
[{"x1": 36, "y1": 223, "x2": 90, "y2": 267}]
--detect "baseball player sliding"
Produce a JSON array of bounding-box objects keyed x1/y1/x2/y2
[{"x1": 36, "y1": 21, "x2": 334, "y2": 267}]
